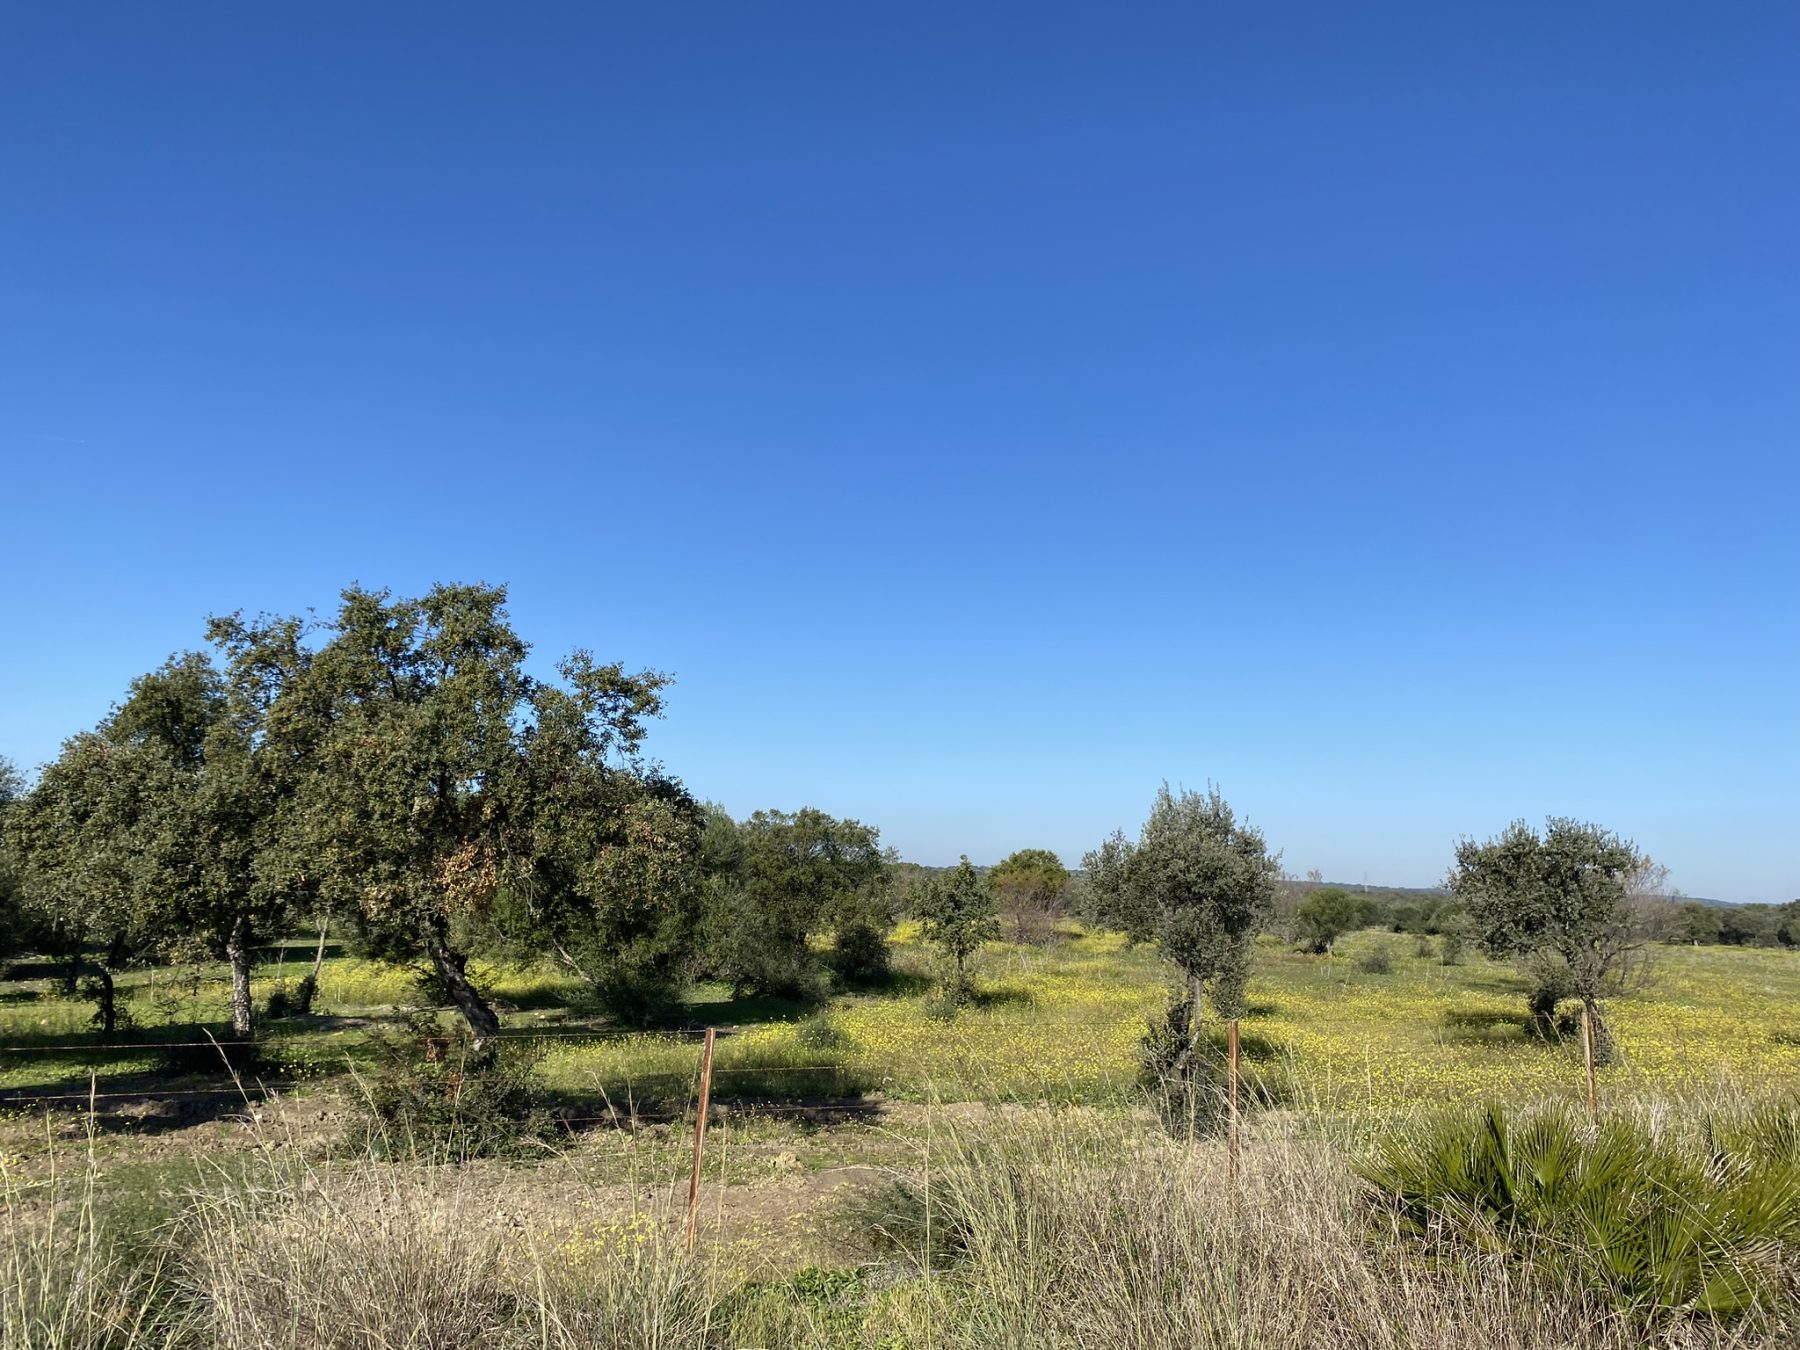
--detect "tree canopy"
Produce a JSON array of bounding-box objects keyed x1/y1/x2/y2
[
  {"x1": 707, "y1": 807, "x2": 891, "y2": 997},
  {"x1": 1086, "y1": 783, "x2": 1280, "y2": 1021},
  {"x1": 988, "y1": 847, "x2": 1070, "y2": 943},
  {"x1": 225, "y1": 583, "x2": 679, "y2": 1042},
  {"x1": 1448, "y1": 816, "x2": 1650, "y2": 1059},
  {"x1": 915, "y1": 855, "x2": 1001, "y2": 1000},
  {"x1": 1294, "y1": 885, "x2": 1372, "y2": 954}
]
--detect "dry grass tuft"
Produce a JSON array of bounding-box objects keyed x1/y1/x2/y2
[{"x1": 876, "y1": 1108, "x2": 1776, "y2": 1349}]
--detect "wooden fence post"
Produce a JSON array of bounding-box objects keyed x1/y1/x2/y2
[
  {"x1": 1581, "y1": 1003, "x2": 1598, "y2": 1121},
  {"x1": 1227, "y1": 1017, "x2": 1241, "y2": 1185},
  {"x1": 685, "y1": 1027, "x2": 717, "y2": 1252}
]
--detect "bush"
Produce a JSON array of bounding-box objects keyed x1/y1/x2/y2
[
  {"x1": 828, "y1": 917, "x2": 892, "y2": 988},
  {"x1": 350, "y1": 1015, "x2": 552, "y2": 1159},
  {"x1": 792, "y1": 1012, "x2": 852, "y2": 1054},
  {"x1": 1354, "y1": 941, "x2": 1394, "y2": 975},
  {"x1": 1359, "y1": 1099, "x2": 1800, "y2": 1326},
  {"x1": 921, "y1": 986, "x2": 963, "y2": 1022}
]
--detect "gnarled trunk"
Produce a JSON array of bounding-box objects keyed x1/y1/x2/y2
[
  {"x1": 225, "y1": 915, "x2": 254, "y2": 1040},
  {"x1": 91, "y1": 932, "x2": 128, "y2": 1035},
  {"x1": 423, "y1": 919, "x2": 500, "y2": 1048}
]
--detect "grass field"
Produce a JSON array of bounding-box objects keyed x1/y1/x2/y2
[
  {"x1": 5, "y1": 925, "x2": 1797, "y2": 1114},
  {"x1": 5, "y1": 929, "x2": 1800, "y2": 1347}
]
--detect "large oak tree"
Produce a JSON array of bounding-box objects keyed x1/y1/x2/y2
[{"x1": 233, "y1": 583, "x2": 676, "y2": 1044}]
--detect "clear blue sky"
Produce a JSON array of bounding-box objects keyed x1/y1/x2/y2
[{"x1": 3, "y1": 4, "x2": 1795, "y2": 901}]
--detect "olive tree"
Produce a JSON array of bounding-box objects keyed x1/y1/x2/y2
[
  {"x1": 1085, "y1": 783, "x2": 1280, "y2": 1108},
  {"x1": 1293, "y1": 885, "x2": 1372, "y2": 954},
  {"x1": 915, "y1": 855, "x2": 1001, "y2": 1002},
  {"x1": 1448, "y1": 817, "x2": 1651, "y2": 1063}
]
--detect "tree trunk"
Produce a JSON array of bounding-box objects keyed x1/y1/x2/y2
[
  {"x1": 225, "y1": 915, "x2": 255, "y2": 1040},
  {"x1": 1184, "y1": 970, "x2": 1205, "y2": 1064},
  {"x1": 93, "y1": 963, "x2": 116, "y2": 1035},
  {"x1": 293, "y1": 917, "x2": 328, "y2": 1016},
  {"x1": 61, "y1": 923, "x2": 82, "y2": 996},
  {"x1": 1582, "y1": 996, "x2": 1615, "y2": 1067},
  {"x1": 423, "y1": 920, "x2": 501, "y2": 1048},
  {"x1": 91, "y1": 932, "x2": 127, "y2": 1035}
]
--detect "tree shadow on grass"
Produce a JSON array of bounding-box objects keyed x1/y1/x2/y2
[
  {"x1": 1440, "y1": 1005, "x2": 1570, "y2": 1048},
  {"x1": 968, "y1": 985, "x2": 1035, "y2": 1012},
  {"x1": 0, "y1": 1062, "x2": 291, "y2": 1136},
  {"x1": 844, "y1": 968, "x2": 934, "y2": 999}
]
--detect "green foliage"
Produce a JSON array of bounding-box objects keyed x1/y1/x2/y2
[
  {"x1": 350, "y1": 1014, "x2": 552, "y2": 1160},
  {"x1": 1714, "y1": 901, "x2": 1800, "y2": 948},
  {"x1": 988, "y1": 847, "x2": 1070, "y2": 943},
  {"x1": 1084, "y1": 783, "x2": 1279, "y2": 1016},
  {"x1": 214, "y1": 584, "x2": 682, "y2": 1038},
  {"x1": 1354, "y1": 940, "x2": 1394, "y2": 975},
  {"x1": 719, "y1": 1266, "x2": 883, "y2": 1348},
  {"x1": 1438, "y1": 911, "x2": 1473, "y2": 965},
  {"x1": 792, "y1": 1012, "x2": 852, "y2": 1053},
  {"x1": 1360, "y1": 1099, "x2": 1800, "y2": 1325},
  {"x1": 915, "y1": 856, "x2": 1001, "y2": 1003},
  {"x1": 0, "y1": 755, "x2": 25, "y2": 959},
  {"x1": 1138, "y1": 991, "x2": 1230, "y2": 1133},
  {"x1": 828, "y1": 914, "x2": 893, "y2": 987},
  {"x1": 1450, "y1": 818, "x2": 1650, "y2": 1062},
  {"x1": 706, "y1": 806, "x2": 891, "y2": 998},
  {"x1": 1294, "y1": 885, "x2": 1372, "y2": 953}
]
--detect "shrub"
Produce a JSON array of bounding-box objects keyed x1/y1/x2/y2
[
  {"x1": 349, "y1": 1015, "x2": 552, "y2": 1159},
  {"x1": 792, "y1": 1012, "x2": 852, "y2": 1054},
  {"x1": 1354, "y1": 941, "x2": 1394, "y2": 975},
  {"x1": 921, "y1": 986, "x2": 963, "y2": 1022},
  {"x1": 1359, "y1": 1099, "x2": 1800, "y2": 1326},
  {"x1": 262, "y1": 980, "x2": 296, "y2": 1019},
  {"x1": 829, "y1": 917, "x2": 892, "y2": 988}
]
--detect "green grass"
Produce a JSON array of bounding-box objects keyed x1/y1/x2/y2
[{"x1": 4, "y1": 928, "x2": 1799, "y2": 1119}]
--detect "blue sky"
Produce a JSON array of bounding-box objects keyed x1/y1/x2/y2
[{"x1": 3, "y1": 4, "x2": 1795, "y2": 901}]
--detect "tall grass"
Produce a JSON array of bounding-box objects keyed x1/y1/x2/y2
[
  {"x1": 860, "y1": 1104, "x2": 1794, "y2": 1348},
  {"x1": 7, "y1": 1087, "x2": 1799, "y2": 1348},
  {"x1": 3, "y1": 1130, "x2": 717, "y2": 1349},
  {"x1": 176, "y1": 1162, "x2": 715, "y2": 1349},
  {"x1": 1, "y1": 1123, "x2": 174, "y2": 1349}
]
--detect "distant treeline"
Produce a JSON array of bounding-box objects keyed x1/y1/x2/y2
[{"x1": 1286, "y1": 880, "x2": 1800, "y2": 950}]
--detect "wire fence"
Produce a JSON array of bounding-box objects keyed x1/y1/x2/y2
[{"x1": 0, "y1": 1024, "x2": 896, "y2": 1118}]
